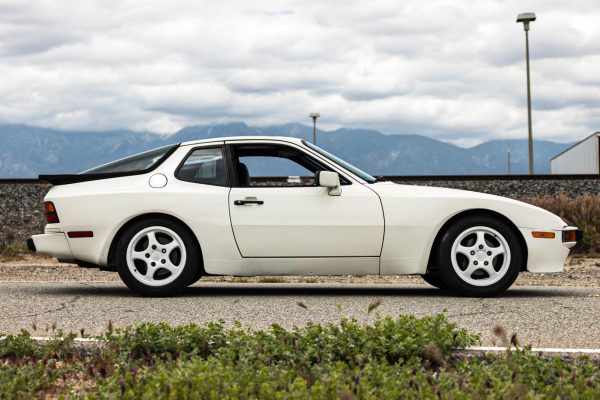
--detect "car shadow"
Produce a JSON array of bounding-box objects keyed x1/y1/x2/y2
[
  {"x1": 181, "y1": 285, "x2": 575, "y2": 298},
  {"x1": 30, "y1": 282, "x2": 578, "y2": 299}
]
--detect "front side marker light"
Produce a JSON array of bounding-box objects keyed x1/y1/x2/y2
[
  {"x1": 562, "y1": 230, "x2": 583, "y2": 242},
  {"x1": 532, "y1": 231, "x2": 555, "y2": 239}
]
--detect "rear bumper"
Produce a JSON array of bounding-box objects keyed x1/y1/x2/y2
[{"x1": 28, "y1": 233, "x2": 74, "y2": 261}]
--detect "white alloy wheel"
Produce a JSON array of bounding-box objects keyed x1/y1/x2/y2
[
  {"x1": 450, "y1": 226, "x2": 511, "y2": 287},
  {"x1": 126, "y1": 226, "x2": 187, "y2": 287}
]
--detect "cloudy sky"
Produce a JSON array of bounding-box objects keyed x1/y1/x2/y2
[{"x1": 1, "y1": 0, "x2": 599, "y2": 146}]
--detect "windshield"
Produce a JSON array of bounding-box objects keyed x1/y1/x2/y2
[
  {"x1": 81, "y1": 144, "x2": 177, "y2": 174},
  {"x1": 303, "y1": 140, "x2": 376, "y2": 183}
]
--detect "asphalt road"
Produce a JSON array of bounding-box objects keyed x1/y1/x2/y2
[{"x1": 1, "y1": 281, "x2": 599, "y2": 348}]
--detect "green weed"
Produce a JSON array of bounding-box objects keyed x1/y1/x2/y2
[
  {"x1": 1, "y1": 314, "x2": 599, "y2": 399},
  {"x1": 257, "y1": 277, "x2": 287, "y2": 283},
  {"x1": 0, "y1": 244, "x2": 30, "y2": 261}
]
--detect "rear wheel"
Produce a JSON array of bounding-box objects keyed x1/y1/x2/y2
[
  {"x1": 437, "y1": 215, "x2": 522, "y2": 297},
  {"x1": 116, "y1": 217, "x2": 199, "y2": 296}
]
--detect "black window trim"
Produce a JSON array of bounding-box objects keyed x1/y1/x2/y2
[
  {"x1": 174, "y1": 145, "x2": 230, "y2": 187},
  {"x1": 226, "y1": 142, "x2": 352, "y2": 188},
  {"x1": 224, "y1": 144, "x2": 238, "y2": 187},
  {"x1": 301, "y1": 140, "x2": 376, "y2": 184}
]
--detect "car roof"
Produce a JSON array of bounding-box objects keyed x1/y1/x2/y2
[{"x1": 180, "y1": 136, "x2": 305, "y2": 147}]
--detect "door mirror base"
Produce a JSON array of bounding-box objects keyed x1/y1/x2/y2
[{"x1": 328, "y1": 186, "x2": 342, "y2": 196}]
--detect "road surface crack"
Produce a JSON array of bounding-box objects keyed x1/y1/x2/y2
[
  {"x1": 447, "y1": 309, "x2": 509, "y2": 318},
  {"x1": 548, "y1": 298, "x2": 577, "y2": 311},
  {"x1": 77, "y1": 281, "x2": 114, "y2": 294},
  {"x1": 1, "y1": 295, "x2": 82, "y2": 320},
  {"x1": 446, "y1": 299, "x2": 510, "y2": 318}
]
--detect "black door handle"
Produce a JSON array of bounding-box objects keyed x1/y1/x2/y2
[{"x1": 234, "y1": 199, "x2": 264, "y2": 205}]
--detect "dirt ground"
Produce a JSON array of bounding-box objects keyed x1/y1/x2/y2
[{"x1": 1, "y1": 255, "x2": 598, "y2": 286}]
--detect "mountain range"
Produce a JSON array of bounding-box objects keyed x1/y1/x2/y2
[{"x1": 0, "y1": 122, "x2": 573, "y2": 178}]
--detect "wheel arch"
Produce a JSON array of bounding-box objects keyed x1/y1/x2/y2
[
  {"x1": 107, "y1": 212, "x2": 205, "y2": 275},
  {"x1": 426, "y1": 208, "x2": 528, "y2": 273}
]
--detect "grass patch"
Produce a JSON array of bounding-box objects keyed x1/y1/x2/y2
[
  {"x1": 0, "y1": 244, "x2": 30, "y2": 261},
  {"x1": 0, "y1": 314, "x2": 599, "y2": 398},
  {"x1": 258, "y1": 277, "x2": 288, "y2": 283},
  {"x1": 522, "y1": 194, "x2": 600, "y2": 256}
]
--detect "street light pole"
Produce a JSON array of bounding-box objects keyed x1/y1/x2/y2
[
  {"x1": 309, "y1": 112, "x2": 320, "y2": 144},
  {"x1": 517, "y1": 12, "x2": 536, "y2": 175},
  {"x1": 507, "y1": 150, "x2": 511, "y2": 175}
]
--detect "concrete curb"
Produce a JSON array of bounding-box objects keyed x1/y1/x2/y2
[{"x1": 3, "y1": 336, "x2": 600, "y2": 355}]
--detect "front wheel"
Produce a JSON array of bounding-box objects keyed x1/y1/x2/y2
[
  {"x1": 437, "y1": 215, "x2": 522, "y2": 297},
  {"x1": 420, "y1": 273, "x2": 447, "y2": 289},
  {"x1": 116, "y1": 218, "x2": 199, "y2": 296}
]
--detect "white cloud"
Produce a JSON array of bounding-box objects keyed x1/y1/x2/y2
[{"x1": 0, "y1": 0, "x2": 599, "y2": 145}]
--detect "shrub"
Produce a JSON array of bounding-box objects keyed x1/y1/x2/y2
[
  {"x1": 0, "y1": 363, "x2": 58, "y2": 399},
  {"x1": 0, "y1": 330, "x2": 77, "y2": 398},
  {"x1": 0, "y1": 244, "x2": 29, "y2": 261},
  {"x1": 0, "y1": 329, "x2": 76, "y2": 359},
  {"x1": 96, "y1": 314, "x2": 480, "y2": 398},
  {"x1": 2, "y1": 315, "x2": 600, "y2": 398},
  {"x1": 521, "y1": 194, "x2": 600, "y2": 256},
  {"x1": 95, "y1": 348, "x2": 600, "y2": 399},
  {"x1": 103, "y1": 314, "x2": 478, "y2": 366}
]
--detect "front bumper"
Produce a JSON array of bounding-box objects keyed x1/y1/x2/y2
[
  {"x1": 520, "y1": 226, "x2": 582, "y2": 273},
  {"x1": 28, "y1": 233, "x2": 74, "y2": 260}
]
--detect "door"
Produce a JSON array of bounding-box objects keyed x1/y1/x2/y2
[{"x1": 228, "y1": 142, "x2": 384, "y2": 258}]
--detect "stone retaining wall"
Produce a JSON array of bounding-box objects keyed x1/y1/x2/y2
[
  {"x1": 0, "y1": 183, "x2": 51, "y2": 246},
  {"x1": 393, "y1": 178, "x2": 600, "y2": 199},
  {"x1": 1, "y1": 178, "x2": 599, "y2": 246}
]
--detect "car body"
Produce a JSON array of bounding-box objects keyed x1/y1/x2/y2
[{"x1": 28, "y1": 136, "x2": 582, "y2": 296}]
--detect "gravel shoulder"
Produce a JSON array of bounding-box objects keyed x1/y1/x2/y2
[{"x1": 1, "y1": 255, "x2": 598, "y2": 286}]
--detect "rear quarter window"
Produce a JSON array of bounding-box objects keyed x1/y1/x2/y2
[
  {"x1": 176, "y1": 147, "x2": 228, "y2": 186},
  {"x1": 82, "y1": 145, "x2": 177, "y2": 174}
]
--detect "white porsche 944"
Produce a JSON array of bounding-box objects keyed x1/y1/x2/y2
[{"x1": 28, "y1": 136, "x2": 582, "y2": 297}]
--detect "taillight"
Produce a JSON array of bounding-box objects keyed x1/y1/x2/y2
[{"x1": 44, "y1": 201, "x2": 60, "y2": 223}]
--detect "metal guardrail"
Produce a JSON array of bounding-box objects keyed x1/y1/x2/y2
[{"x1": 1, "y1": 174, "x2": 600, "y2": 184}]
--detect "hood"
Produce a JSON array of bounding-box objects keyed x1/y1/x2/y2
[{"x1": 369, "y1": 181, "x2": 566, "y2": 230}]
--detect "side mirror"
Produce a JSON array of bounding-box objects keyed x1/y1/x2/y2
[{"x1": 316, "y1": 171, "x2": 342, "y2": 196}]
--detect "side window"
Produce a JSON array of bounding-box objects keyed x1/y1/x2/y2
[
  {"x1": 240, "y1": 155, "x2": 316, "y2": 187},
  {"x1": 176, "y1": 147, "x2": 227, "y2": 186},
  {"x1": 233, "y1": 144, "x2": 343, "y2": 187}
]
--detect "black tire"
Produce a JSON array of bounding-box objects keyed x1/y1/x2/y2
[
  {"x1": 188, "y1": 270, "x2": 203, "y2": 286},
  {"x1": 116, "y1": 217, "x2": 200, "y2": 296},
  {"x1": 437, "y1": 215, "x2": 522, "y2": 297},
  {"x1": 420, "y1": 273, "x2": 447, "y2": 289}
]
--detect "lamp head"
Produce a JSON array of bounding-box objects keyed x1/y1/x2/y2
[
  {"x1": 516, "y1": 12, "x2": 536, "y2": 31},
  {"x1": 309, "y1": 112, "x2": 320, "y2": 119}
]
